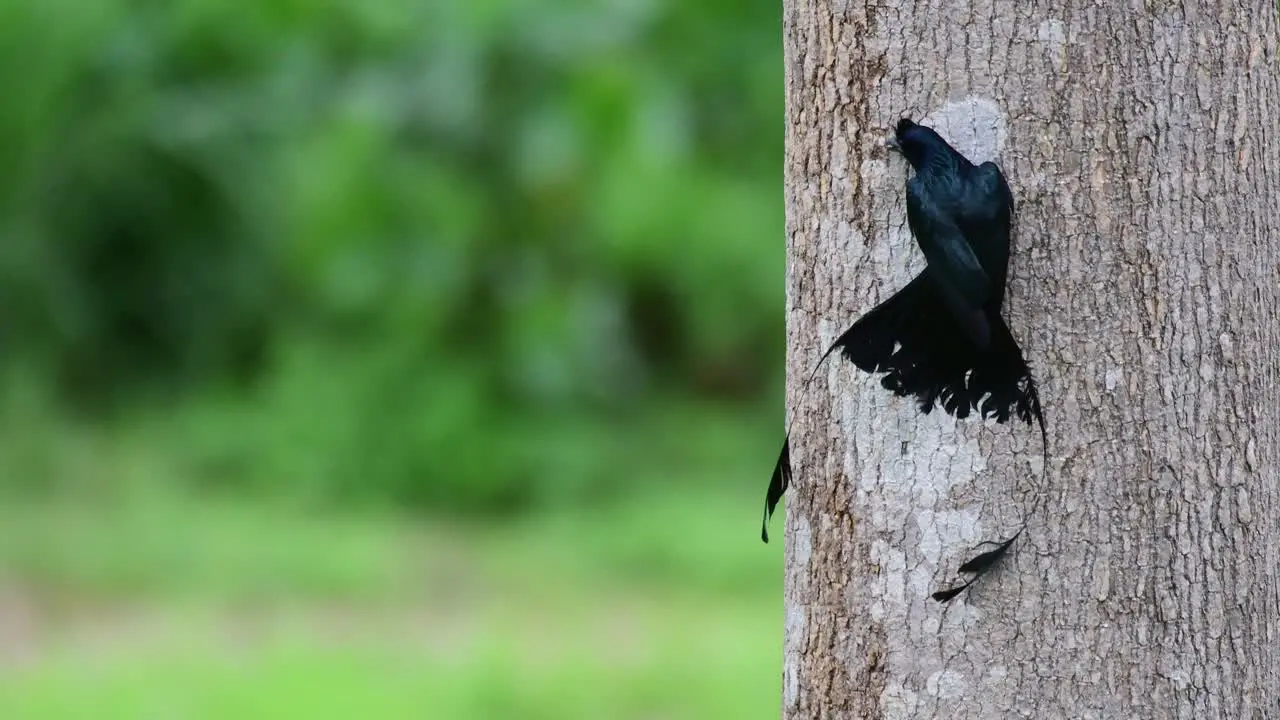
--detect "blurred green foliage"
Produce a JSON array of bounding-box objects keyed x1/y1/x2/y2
[
  {"x1": 0, "y1": 0, "x2": 783, "y2": 512},
  {"x1": 0, "y1": 488, "x2": 782, "y2": 718}
]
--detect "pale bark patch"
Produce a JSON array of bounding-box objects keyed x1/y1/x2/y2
[{"x1": 917, "y1": 98, "x2": 1009, "y2": 165}]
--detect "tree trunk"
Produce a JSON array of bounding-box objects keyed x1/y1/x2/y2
[{"x1": 781, "y1": 3, "x2": 1280, "y2": 718}]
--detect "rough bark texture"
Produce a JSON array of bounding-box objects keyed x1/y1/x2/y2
[{"x1": 781, "y1": 2, "x2": 1280, "y2": 718}]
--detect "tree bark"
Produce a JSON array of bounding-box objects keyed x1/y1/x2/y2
[{"x1": 781, "y1": 2, "x2": 1280, "y2": 718}]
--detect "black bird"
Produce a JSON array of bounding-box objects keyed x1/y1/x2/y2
[{"x1": 762, "y1": 119, "x2": 1046, "y2": 601}]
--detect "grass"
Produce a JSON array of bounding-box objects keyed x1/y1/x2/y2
[
  {"x1": 0, "y1": 487, "x2": 784, "y2": 718},
  {"x1": 2, "y1": 598, "x2": 778, "y2": 719}
]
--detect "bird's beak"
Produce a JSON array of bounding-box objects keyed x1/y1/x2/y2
[{"x1": 885, "y1": 136, "x2": 900, "y2": 153}]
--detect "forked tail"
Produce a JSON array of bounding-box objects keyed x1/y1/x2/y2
[
  {"x1": 761, "y1": 276, "x2": 931, "y2": 542},
  {"x1": 932, "y1": 317, "x2": 1048, "y2": 602}
]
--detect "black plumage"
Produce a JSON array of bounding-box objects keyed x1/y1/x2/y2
[
  {"x1": 930, "y1": 531, "x2": 1022, "y2": 602},
  {"x1": 762, "y1": 119, "x2": 1045, "y2": 601}
]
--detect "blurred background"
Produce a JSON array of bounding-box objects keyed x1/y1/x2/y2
[{"x1": 0, "y1": 0, "x2": 783, "y2": 717}]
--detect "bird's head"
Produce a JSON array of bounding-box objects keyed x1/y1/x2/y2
[{"x1": 885, "y1": 118, "x2": 949, "y2": 170}]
